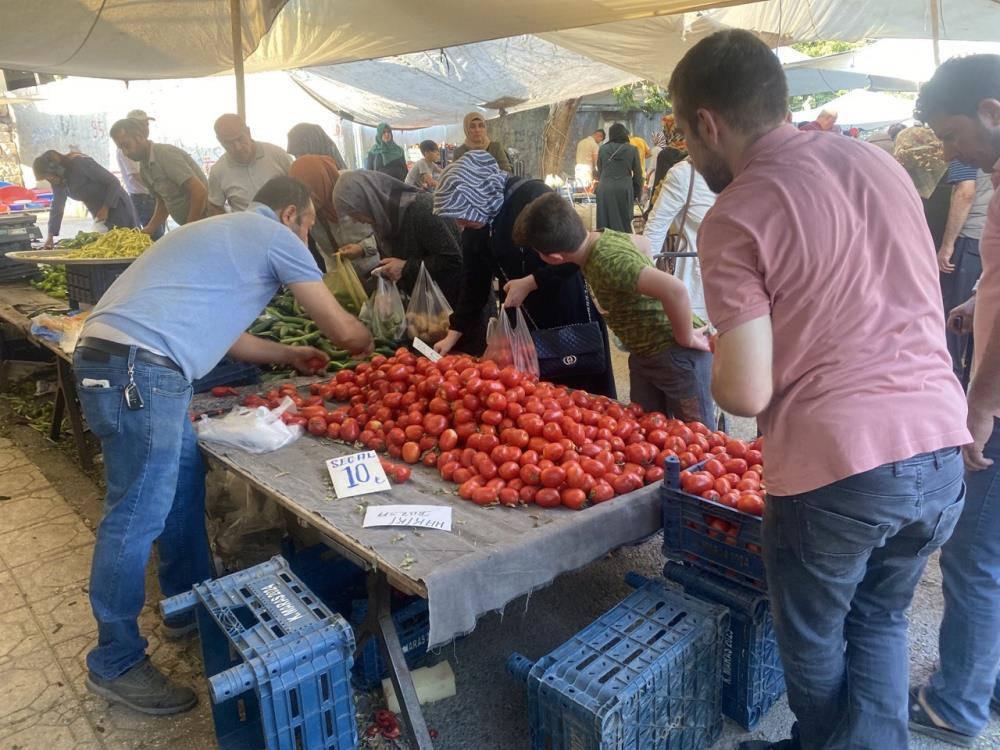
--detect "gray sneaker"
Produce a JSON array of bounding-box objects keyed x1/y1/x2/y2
[{"x1": 86, "y1": 658, "x2": 197, "y2": 715}]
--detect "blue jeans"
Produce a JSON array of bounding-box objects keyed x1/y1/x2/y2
[
  {"x1": 925, "y1": 419, "x2": 1000, "y2": 736},
  {"x1": 74, "y1": 347, "x2": 213, "y2": 679},
  {"x1": 129, "y1": 193, "x2": 164, "y2": 241},
  {"x1": 628, "y1": 347, "x2": 715, "y2": 423},
  {"x1": 763, "y1": 449, "x2": 965, "y2": 750}
]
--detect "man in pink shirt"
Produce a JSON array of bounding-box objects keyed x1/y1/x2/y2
[
  {"x1": 669, "y1": 30, "x2": 971, "y2": 749},
  {"x1": 907, "y1": 54, "x2": 1000, "y2": 749}
]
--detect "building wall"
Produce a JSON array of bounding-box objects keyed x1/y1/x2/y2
[{"x1": 0, "y1": 105, "x2": 22, "y2": 185}]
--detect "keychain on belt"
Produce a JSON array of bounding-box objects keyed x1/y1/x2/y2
[{"x1": 124, "y1": 348, "x2": 144, "y2": 410}]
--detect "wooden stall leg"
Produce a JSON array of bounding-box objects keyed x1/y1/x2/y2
[
  {"x1": 356, "y1": 572, "x2": 434, "y2": 749},
  {"x1": 53, "y1": 358, "x2": 93, "y2": 470}
]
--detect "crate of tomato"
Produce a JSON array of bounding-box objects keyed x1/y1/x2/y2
[{"x1": 661, "y1": 436, "x2": 767, "y2": 591}]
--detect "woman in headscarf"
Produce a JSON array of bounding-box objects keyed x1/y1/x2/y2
[
  {"x1": 451, "y1": 112, "x2": 512, "y2": 172},
  {"x1": 596, "y1": 123, "x2": 643, "y2": 233},
  {"x1": 287, "y1": 123, "x2": 347, "y2": 170},
  {"x1": 288, "y1": 155, "x2": 380, "y2": 288},
  {"x1": 332, "y1": 170, "x2": 462, "y2": 306},
  {"x1": 33, "y1": 150, "x2": 138, "y2": 248},
  {"x1": 432, "y1": 151, "x2": 615, "y2": 397},
  {"x1": 365, "y1": 123, "x2": 408, "y2": 181}
]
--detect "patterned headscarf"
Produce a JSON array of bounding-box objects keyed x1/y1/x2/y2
[
  {"x1": 433, "y1": 150, "x2": 507, "y2": 224},
  {"x1": 651, "y1": 131, "x2": 668, "y2": 149}
]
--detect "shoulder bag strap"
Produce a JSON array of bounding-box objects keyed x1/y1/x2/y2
[{"x1": 660, "y1": 160, "x2": 697, "y2": 256}]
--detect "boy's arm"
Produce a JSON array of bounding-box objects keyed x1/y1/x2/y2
[{"x1": 635, "y1": 266, "x2": 708, "y2": 351}]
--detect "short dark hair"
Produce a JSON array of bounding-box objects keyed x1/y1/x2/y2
[
  {"x1": 512, "y1": 193, "x2": 587, "y2": 255},
  {"x1": 32, "y1": 150, "x2": 62, "y2": 178},
  {"x1": 419, "y1": 139, "x2": 439, "y2": 155},
  {"x1": 110, "y1": 118, "x2": 144, "y2": 139},
  {"x1": 915, "y1": 54, "x2": 1000, "y2": 122},
  {"x1": 595, "y1": 128, "x2": 606, "y2": 139},
  {"x1": 669, "y1": 29, "x2": 788, "y2": 135},
  {"x1": 253, "y1": 176, "x2": 312, "y2": 215}
]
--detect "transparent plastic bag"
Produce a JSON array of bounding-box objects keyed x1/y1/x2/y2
[
  {"x1": 482, "y1": 307, "x2": 539, "y2": 378},
  {"x1": 405, "y1": 262, "x2": 454, "y2": 344},
  {"x1": 324, "y1": 252, "x2": 367, "y2": 315},
  {"x1": 360, "y1": 275, "x2": 406, "y2": 342},
  {"x1": 195, "y1": 396, "x2": 302, "y2": 453}
]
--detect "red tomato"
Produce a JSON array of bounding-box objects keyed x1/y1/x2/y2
[
  {"x1": 743, "y1": 470, "x2": 762, "y2": 483},
  {"x1": 561, "y1": 488, "x2": 587, "y2": 510},
  {"x1": 440, "y1": 461, "x2": 459, "y2": 481},
  {"x1": 612, "y1": 473, "x2": 643, "y2": 496},
  {"x1": 540, "y1": 466, "x2": 567, "y2": 489},
  {"x1": 704, "y1": 459, "x2": 726, "y2": 478},
  {"x1": 471, "y1": 486, "x2": 499, "y2": 506},
  {"x1": 520, "y1": 464, "x2": 542, "y2": 485},
  {"x1": 401, "y1": 442, "x2": 421, "y2": 464},
  {"x1": 714, "y1": 477, "x2": 732, "y2": 495},
  {"x1": 565, "y1": 463, "x2": 589, "y2": 490},
  {"x1": 391, "y1": 466, "x2": 412, "y2": 483},
  {"x1": 498, "y1": 461, "x2": 521, "y2": 481},
  {"x1": 422, "y1": 452, "x2": 438, "y2": 467},
  {"x1": 681, "y1": 471, "x2": 715, "y2": 495},
  {"x1": 481, "y1": 409, "x2": 504, "y2": 426},
  {"x1": 625, "y1": 443, "x2": 650, "y2": 466},
  {"x1": 517, "y1": 449, "x2": 538, "y2": 467},
  {"x1": 453, "y1": 467, "x2": 473, "y2": 484},
  {"x1": 644, "y1": 466, "x2": 665, "y2": 484},
  {"x1": 340, "y1": 418, "x2": 360, "y2": 442},
  {"x1": 501, "y1": 428, "x2": 530, "y2": 449},
  {"x1": 745, "y1": 449, "x2": 763, "y2": 466},
  {"x1": 701, "y1": 489, "x2": 721, "y2": 503},
  {"x1": 677, "y1": 451, "x2": 698, "y2": 469},
  {"x1": 307, "y1": 416, "x2": 327, "y2": 436},
  {"x1": 534, "y1": 488, "x2": 561, "y2": 508},
  {"x1": 720, "y1": 490, "x2": 741, "y2": 508},
  {"x1": 519, "y1": 485, "x2": 539, "y2": 504},
  {"x1": 438, "y1": 429, "x2": 459, "y2": 451},
  {"x1": 736, "y1": 478, "x2": 760, "y2": 492},
  {"x1": 723, "y1": 458, "x2": 749, "y2": 476},
  {"x1": 499, "y1": 487, "x2": 520, "y2": 506},
  {"x1": 725, "y1": 439, "x2": 748, "y2": 459},
  {"x1": 737, "y1": 492, "x2": 765, "y2": 517},
  {"x1": 590, "y1": 481, "x2": 615, "y2": 503},
  {"x1": 422, "y1": 413, "x2": 448, "y2": 437}
]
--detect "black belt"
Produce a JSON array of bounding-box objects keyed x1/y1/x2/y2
[{"x1": 77, "y1": 337, "x2": 182, "y2": 373}]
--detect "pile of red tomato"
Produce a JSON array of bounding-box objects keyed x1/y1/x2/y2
[{"x1": 240, "y1": 349, "x2": 765, "y2": 513}]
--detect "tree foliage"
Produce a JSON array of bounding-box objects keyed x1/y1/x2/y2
[
  {"x1": 791, "y1": 40, "x2": 865, "y2": 58},
  {"x1": 612, "y1": 82, "x2": 672, "y2": 115}
]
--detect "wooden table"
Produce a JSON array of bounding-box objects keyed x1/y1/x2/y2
[
  {"x1": 191, "y1": 388, "x2": 664, "y2": 749},
  {"x1": 0, "y1": 281, "x2": 93, "y2": 469}
]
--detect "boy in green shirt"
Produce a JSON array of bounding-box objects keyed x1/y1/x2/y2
[{"x1": 513, "y1": 192, "x2": 713, "y2": 421}]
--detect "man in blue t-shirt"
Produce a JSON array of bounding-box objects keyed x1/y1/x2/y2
[
  {"x1": 938, "y1": 159, "x2": 994, "y2": 377},
  {"x1": 74, "y1": 176, "x2": 371, "y2": 716}
]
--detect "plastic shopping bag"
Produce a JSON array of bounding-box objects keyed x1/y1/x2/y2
[
  {"x1": 324, "y1": 252, "x2": 367, "y2": 315},
  {"x1": 195, "y1": 396, "x2": 302, "y2": 453},
  {"x1": 482, "y1": 307, "x2": 539, "y2": 378},
  {"x1": 360, "y1": 275, "x2": 406, "y2": 342},
  {"x1": 405, "y1": 261, "x2": 454, "y2": 344}
]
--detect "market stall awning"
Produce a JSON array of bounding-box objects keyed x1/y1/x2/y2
[
  {"x1": 792, "y1": 89, "x2": 916, "y2": 130},
  {"x1": 542, "y1": 0, "x2": 1000, "y2": 84},
  {"x1": 289, "y1": 36, "x2": 640, "y2": 129},
  {"x1": 0, "y1": 0, "x2": 744, "y2": 80}
]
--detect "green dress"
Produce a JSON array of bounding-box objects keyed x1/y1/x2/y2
[{"x1": 595, "y1": 141, "x2": 642, "y2": 233}]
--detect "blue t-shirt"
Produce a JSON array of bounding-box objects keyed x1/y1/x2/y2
[{"x1": 85, "y1": 204, "x2": 322, "y2": 379}]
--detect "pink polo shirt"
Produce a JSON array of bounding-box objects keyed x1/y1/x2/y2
[
  {"x1": 699, "y1": 125, "x2": 971, "y2": 496},
  {"x1": 972, "y1": 161, "x2": 1000, "y2": 374}
]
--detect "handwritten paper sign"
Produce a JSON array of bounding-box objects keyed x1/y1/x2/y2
[
  {"x1": 412, "y1": 337, "x2": 442, "y2": 362},
  {"x1": 363, "y1": 505, "x2": 452, "y2": 531},
  {"x1": 326, "y1": 451, "x2": 389, "y2": 499}
]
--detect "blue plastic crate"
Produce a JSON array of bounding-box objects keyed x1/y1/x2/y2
[
  {"x1": 161, "y1": 556, "x2": 358, "y2": 750},
  {"x1": 663, "y1": 563, "x2": 785, "y2": 730},
  {"x1": 350, "y1": 597, "x2": 430, "y2": 690},
  {"x1": 661, "y1": 456, "x2": 766, "y2": 591},
  {"x1": 279, "y1": 539, "x2": 367, "y2": 614},
  {"x1": 508, "y1": 577, "x2": 729, "y2": 750},
  {"x1": 193, "y1": 357, "x2": 262, "y2": 393}
]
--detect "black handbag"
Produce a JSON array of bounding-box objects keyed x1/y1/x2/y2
[{"x1": 522, "y1": 285, "x2": 607, "y2": 380}]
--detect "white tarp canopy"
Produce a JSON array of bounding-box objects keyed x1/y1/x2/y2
[
  {"x1": 290, "y1": 36, "x2": 639, "y2": 129},
  {"x1": 543, "y1": 0, "x2": 1000, "y2": 84},
  {"x1": 783, "y1": 39, "x2": 1000, "y2": 91},
  {"x1": 0, "y1": 0, "x2": 742, "y2": 79},
  {"x1": 793, "y1": 89, "x2": 916, "y2": 130}
]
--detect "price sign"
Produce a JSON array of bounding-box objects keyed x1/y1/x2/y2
[
  {"x1": 363, "y1": 505, "x2": 452, "y2": 531},
  {"x1": 326, "y1": 451, "x2": 390, "y2": 499},
  {"x1": 412, "y1": 337, "x2": 442, "y2": 362}
]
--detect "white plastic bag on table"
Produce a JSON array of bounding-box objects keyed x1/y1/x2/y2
[
  {"x1": 482, "y1": 307, "x2": 539, "y2": 378},
  {"x1": 360, "y1": 275, "x2": 406, "y2": 341},
  {"x1": 405, "y1": 261, "x2": 454, "y2": 344},
  {"x1": 195, "y1": 396, "x2": 302, "y2": 453}
]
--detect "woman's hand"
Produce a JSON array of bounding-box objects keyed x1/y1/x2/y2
[
  {"x1": 375, "y1": 257, "x2": 405, "y2": 282},
  {"x1": 502, "y1": 275, "x2": 539, "y2": 308},
  {"x1": 339, "y1": 243, "x2": 364, "y2": 260},
  {"x1": 434, "y1": 329, "x2": 462, "y2": 355}
]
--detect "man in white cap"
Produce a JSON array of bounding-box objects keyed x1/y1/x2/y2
[{"x1": 115, "y1": 110, "x2": 163, "y2": 239}]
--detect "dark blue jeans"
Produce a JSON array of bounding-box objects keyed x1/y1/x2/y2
[
  {"x1": 925, "y1": 419, "x2": 1000, "y2": 736},
  {"x1": 129, "y1": 193, "x2": 164, "y2": 241},
  {"x1": 940, "y1": 236, "x2": 981, "y2": 379},
  {"x1": 763, "y1": 449, "x2": 965, "y2": 750},
  {"x1": 74, "y1": 347, "x2": 213, "y2": 679}
]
